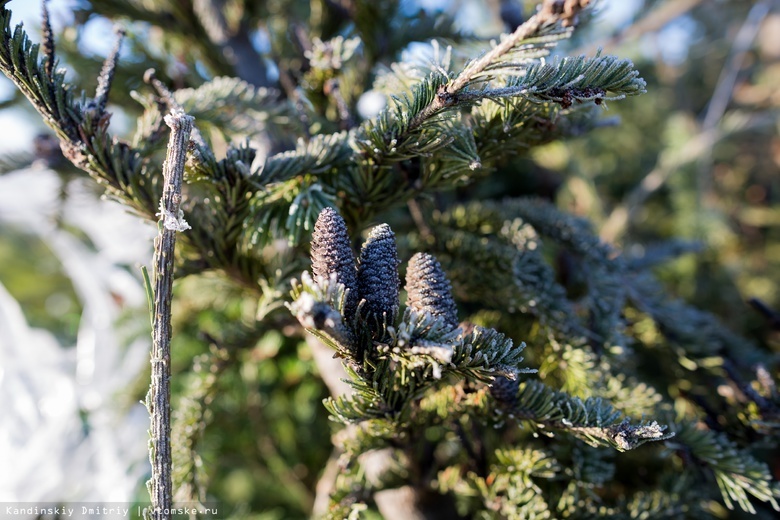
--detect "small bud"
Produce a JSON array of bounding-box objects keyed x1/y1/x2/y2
[
  {"x1": 405, "y1": 252, "x2": 459, "y2": 331},
  {"x1": 311, "y1": 207, "x2": 359, "y2": 320},
  {"x1": 357, "y1": 223, "x2": 400, "y2": 336}
]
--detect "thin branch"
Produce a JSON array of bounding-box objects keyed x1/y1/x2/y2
[
  {"x1": 145, "y1": 68, "x2": 207, "y2": 147},
  {"x1": 701, "y1": 2, "x2": 773, "y2": 131},
  {"x1": 406, "y1": 0, "x2": 590, "y2": 134},
  {"x1": 93, "y1": 26, "x2": 125, "y2": 114},
  {"x1": 41, "y1": 0, "x2": 55, "y2": 78},
  {"x1": 600, "y1": 1, "x2": 774, "y2": 243},
  {"x1": 748, "y1": 297, "x2": 780, "y2": 331},
  {"x1": 698, "y1": 1, "x2": 772, "y2": 198},
  {"x1": 576, "y1": 0, "x2": 708, "y2": 56},
  {"x1": 599, "y1": 127, "x2": 721, "y2": 243},
  {"x1": 146, "y1": 109, "x2": 193, "y2": 520},
  {"x1": 192, "y1": 0, "x2": 271, "y2": 87}
]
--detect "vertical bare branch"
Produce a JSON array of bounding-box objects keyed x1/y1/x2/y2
[
  {"x1": 146, "y1": 108, "x2": 193, "y2": 520},
  {"x1": 192, "y1": 0, "x2": 271, "y2": 87}
]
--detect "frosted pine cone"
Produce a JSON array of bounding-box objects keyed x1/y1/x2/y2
[
  {"x1": 490, "y1": 375, "x2": 519, "y2": 404},
  {"x1": 311, "y1": 207, "x2": 359, "y2": 321},
  {"x1": 357, "y1": 223, "x2": 400, "y2": 337},
  {"x1": 405, "y1": 252, "x2": 459, "y2": 331}
]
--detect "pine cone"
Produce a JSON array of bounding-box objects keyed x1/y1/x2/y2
[
  {"x1": 405, "y1": 252, "x2": 459, "y2": 331},
  {"x1": 490, "y1": 375, "x2": 519, "y2": 405},
  {"x1": 311, "y1": 207, "x2": 359, "y2": 321},
  {"x1": 357, "y1": 223, "x2": 400, "y2": 336}
]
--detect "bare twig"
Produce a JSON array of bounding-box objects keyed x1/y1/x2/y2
[
  {"x1": 146, "y1": 109, "x2": 193, "y2": 520},
  {"x1": 600, "y1": 127, "x2": 721, "y2": 243},
  {"x1": 701, "y1": 2, "x2": 773, "y2": 131},
  {"x1": 192, "y1": 0, "x2": 271, "y2": 87},
  {"x1": 576, "y1": 0, "x2": 708, "y2": 56},
  {"x1": 698, "y1": 1, "x2": 772, "y2": 198},
  {"x1": 145, "y1": 69, "x2": 207, "y2": 148},
  {"x1": 600, "y1": 1, "x2": 774, "y2": 243},
  {"x1": 748, "y1": 297, "x2": 780, "y2": 331}
]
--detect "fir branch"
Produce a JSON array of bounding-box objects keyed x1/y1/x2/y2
[
  {"x1": 172, "y1": 337, "x2": 234, "y2": 504},
  {"x1": 499, "y1": 197, "x2": 627, "y2": 345},
  {"x1": 40, "y1": 0, "x2": 54, "y2": 78},
  {"x1": 258, "y1": 131, "x2": 351, "y2": 183},
  {"x1": 431, "y1": 202, "x2": 589, "y2": 340},
  {"x1": 671, "y1": 422, "x2": 780, "y2": 514},
  {"x1": 624, "y1": 239, "x2": 704, "y2": 272},
  {"x1": 627, "y1": 270, "x2": 765, "y2": 364},
  {"x1": 173, "y1": 76, "x2": 299, "y2": 139},
  {"x1": 499, "y1": 380, "x2": 673, "y2": 451},
  {"x1": 146, "y1": 109, "x2": 193, "y2": 520},
  {"x1": 447, "y1": 0, "x2": 590, "y2": 94},
  {"x1": 92, "y1": 26, "x2": 125, "y2": 115},
  {"x1": 397, "y1": 0, "x2": 598, "y2": 135},
  {"x1": 461, "y1": 53, "x2": 646, "y2": 107}
]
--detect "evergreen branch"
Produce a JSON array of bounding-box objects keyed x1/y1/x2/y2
[
  {"x1": 145, "y1": 109, "x2": 193, "y2": 520},
  {"x1": 431, "y1": 202, "x2": 589, "y2": 340},
  {"x1": 498, "y1": 380, "x2": 673, "y2": 451},
  {"x1": 438, "y1": 448, "x2": 559, "y2": 518},
  {"x1": 447, "y1": 0, "x2": 592, "y2": 94},
  {"x1": 627, "y1": 270, "x2": 765, "y2": 364},
  {"x1": 624, "y1": 239, "x2": 704, "y2": 272},
  {"x1": 0, "y1": 5, "x2": 159, "y2": 215},
  {"x1": 92, "y1": 26, "x2": 125, "y2": 115},
  {"x1": 393, "y1": 0, "x2": 597, "y2": 135},
  {"x1": 461, "y1": 53, "x2": 646, "y2": 107},
  {"x1": 247, "y1": 176, "x2": 338, "y2": 246},
  {"x1": 174, "y1": 76, "x2": 299, "y2": 139},
  {"x1": 258, "y1": 131, "x2": 351, "y2": 183},
  {"x1": 0, "y1": 3, "x2": 79, "y2": 140},
  {"x1": 498, "y1": 197, "x2": 626, "y2": 345},
  {"x1": 670, "y1": 422, "x2": 780, "y2": 514},
  {"x1": 40, "y1": 0, "x2": 54, "y2": 78},
  {"x1": 172, "y1": 338, "x2": 233, "y2": 504}
]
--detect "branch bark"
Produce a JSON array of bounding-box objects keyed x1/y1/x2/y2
[
  {"x1": 192, "y1": 0, "x2": 271, "y2": 87},
  {"x1": 146, "y1": 109, "x2": 194, "y2": 520}
]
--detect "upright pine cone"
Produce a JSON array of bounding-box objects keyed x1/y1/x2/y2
[
  {"x1": 490, "y1": 375, "x2": 520, "y2": 405},
  {"x1": 405, "y1": 252, "x2": 459, "y2": 331},
  {"x1": 357, "y1": 223, "x2": 400, "y2": 336},
  {"x1": 310, "y1": 207, "x2": 359, "y2": 321}
]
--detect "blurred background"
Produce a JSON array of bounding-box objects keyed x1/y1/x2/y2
[{"x1": 0, "y1": 0, "x2": 777, "y2": 517}]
